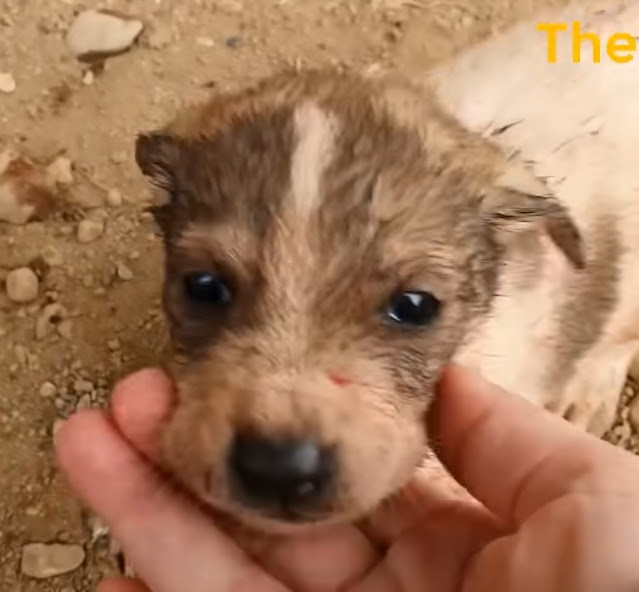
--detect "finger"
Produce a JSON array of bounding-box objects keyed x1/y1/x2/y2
[
  {"x1": 434, "y1": 364, "x2": 635, "y2": 524},
  {"x1": 55, "y1": 410, "x2": 288, "y2": 592},
  {"x1": 97, "y1": 578, "x2": 151, "y2": 592},
  {"x1": 360, "y1": 459, "x2": 493, "y2": 545},
  {"x1": 260, "y1": 525, "x2": 379, "y2": 592},
  {"x1": 110, "y1": 368, "x2": 174, "y2": 461},
  {"x1": 349, "y1": 503, "x2": 496, "y2": 592}
]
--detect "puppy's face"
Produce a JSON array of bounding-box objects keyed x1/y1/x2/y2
[{"x1": 135, "y1": 70, "x2": 583, "y2": 533}]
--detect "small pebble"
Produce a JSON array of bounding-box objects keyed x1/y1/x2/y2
[
  {"x1": 39, "y1": 382, "x2": 57, "y2": 398},
  {"x1": 77, "y1": 219, "x2": 104, "y2": 243},
  {"x1": 21, "y1": 543, "x2": 85, "y2": 579},
  {"x1": 117, "y1": 263, "x2": 134, "y2": 281},
  {"x1": 106, "y1": 188, "x2": 123, "y2": 207},
  {"x1": 225, "y1": 36, "x2": 242, "y2": 48},
  {"x1": 57, "y1": 319, "x2": 73, "y2": 339},
  {"x1": 46, "y1": 156, "x2": 74, "y2": 186},
  {"x1": 73, "y1": 379, "x2": 94, "y2": 394},
  {"x1": 14, "y1": 344, "x2": 28, "y2": 366},
  {"x1": 629, "y1": 351, "x2": 639, "y2": 383},
  {"x1": 146, "y1": 24, "x2": 172, "y2": 49},
  {"x1": 111, "y1": 151, "x2": 126, "y2": 164},
  {"x1": 614, "y1": 422, "x2": 632, "y2": 443},
  {"x1": 35, "y1": 303, "x2": 66, "y2": 340},
  {"x1": 0, "y1": 72, "x2": 16, "y2": 93},
  {"x1": 82, "y1": 70, "x2": 94, "y2": 85},
  {"x1": 41, "y1": 245, "x2": 64, "y2": 267},
  {"x1": 216, "y1": 0, "x2": 244, "y2": 11},
  {"x1": 89, "y1": 514, "x2": 110, "y2": 543},
  {"x1": 196, "y1": 37, "x2": 215, "y2": 47},
  {"x1": 629, "y1": 395, "x2": 639, "y2": 433},
  {"x1": 6, "y1": 267, "x2": 39, "y2": 303},
  {"x1": 76, "y1": 394, "x2": 92, "y2": 410},
  {"x1": 107, "y1": 338, "x2": 121, "y2": 351}
]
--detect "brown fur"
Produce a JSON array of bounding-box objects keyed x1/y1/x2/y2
[{"x1": 135, "y1": 68, "x2": 585, "y2": 533}]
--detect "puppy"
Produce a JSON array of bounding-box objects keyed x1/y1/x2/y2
[{"x1": 133, "y1": 3, "x2": 639, "y2": 536}]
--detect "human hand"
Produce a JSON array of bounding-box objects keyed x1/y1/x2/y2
[{"x1": 55, "y1": 365, "x2": 639, "y2": 591}]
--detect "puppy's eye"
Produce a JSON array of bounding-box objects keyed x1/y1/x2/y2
[
  {"x1": 385, "y1": 291, "x2": 440, "y2": 326},
  {"x1": 184, "y1": 272, "x2": 232, "y2": 305}
]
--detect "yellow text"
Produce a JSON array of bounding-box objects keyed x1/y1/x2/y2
[{"x1": 536, "y1": 21, "x2": 637, "y2": 63}]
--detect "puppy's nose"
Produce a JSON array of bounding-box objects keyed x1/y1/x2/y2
[{"x1": 228, "y1": 434, "x2": 335, "y2": 510}]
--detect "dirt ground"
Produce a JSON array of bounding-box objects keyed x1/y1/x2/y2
[{"x1": 1, "y1": 0, "x2": 637, "y2": 590}]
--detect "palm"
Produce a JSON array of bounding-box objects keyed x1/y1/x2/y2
[{"x1": 233, "y1": 490, "x2": 503, "y2": 592}]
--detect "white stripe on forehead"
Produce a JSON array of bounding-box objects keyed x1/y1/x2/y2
[{"x1": 289, "y1": 101, "x2": 339, "y2": 215}]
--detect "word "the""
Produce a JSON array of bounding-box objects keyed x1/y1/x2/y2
[{"x1": 537, "y1": 21, "x2": 638, "y2": 63}]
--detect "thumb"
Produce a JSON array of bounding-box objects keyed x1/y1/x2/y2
[{"x1": 433, "y1": 365, "x2": 634, "y2": 525}]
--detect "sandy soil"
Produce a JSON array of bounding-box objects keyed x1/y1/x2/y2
[{"x1": 1, "y1": 1, "x2": 636, "y2": 590}]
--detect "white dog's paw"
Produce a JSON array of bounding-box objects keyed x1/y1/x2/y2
[{"x1": 551, "y1": 342, "x2": 639, "y2": 438}]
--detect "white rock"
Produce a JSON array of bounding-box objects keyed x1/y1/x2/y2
[
  {"x1": 66, "y1": 10, "x2": 144, "y2": 60},
  {"x1": 6, "y1": 268, "x2": 39, "y2": 303},
  {"x1": 21, "y1": 543, "x2": 85, "y2": 579},
  {"x1": 77, "y1": 219, "x2": 104, "y2": 243},
  {"x1": 0, "y1": 72, "x2": 16, "y2": 93}
]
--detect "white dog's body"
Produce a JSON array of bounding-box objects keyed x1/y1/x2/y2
[{"x1": 429, "y1": 0, "x2": 639, "y2": 435}]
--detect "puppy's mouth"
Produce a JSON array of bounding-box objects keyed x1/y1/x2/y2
[{"x1": 190, "y1": 484, "x2": 354, "y2": 535}]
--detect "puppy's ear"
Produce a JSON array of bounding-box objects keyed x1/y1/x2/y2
[
  {"x1": 481, "y1": 163, "x2": 585, "y2": 269},
  {"x1": 135, "y1": 132, "x2": 184, "y2": 232},
  {"x1": 135, "y1": 132, "x2": 181, "y2": 193}
]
